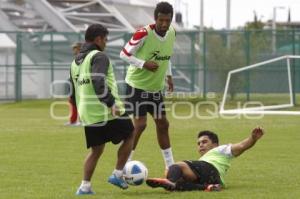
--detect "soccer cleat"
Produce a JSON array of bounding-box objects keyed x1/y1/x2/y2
[
  {"x1": 146, "y1": 178, "x2": 176, "y2": 191},
  {"x1": 205, "y1": 184, "x2": 222, "y2": 192},
  {"x1": 75, "y1": 187, "x2": 95, "y2": 195},
  {"x1": 108, "y1": 174, "x2": 128, "y2": 189}
]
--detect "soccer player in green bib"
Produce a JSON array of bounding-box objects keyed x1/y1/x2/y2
[
  {"x1": 120, "y1": 2, "x2": 176, "y2": 171},
  {"x1": 70, "y1": 24, "x2": 134, "y2": 195},
  {"x1": 146, "y1": 127, "x2": 264, "y2": 191}
]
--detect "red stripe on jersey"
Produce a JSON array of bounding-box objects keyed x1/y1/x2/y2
[
  {"x1": 122, "y1": 48, "x2": 132, "y2": 56},
  {"x1": 129, "y1": 28, "x2": 148, "y2": 45},
  {"x1": 129, "y1": 40, "x2": 140, "y2": 46}
]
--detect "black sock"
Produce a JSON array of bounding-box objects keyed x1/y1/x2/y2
[
  {"x1": 175, "y1": 181, "x2": 206, "y2": 191},
  {"x1": 167, "y1": 164, "x2": 183, "y2": 182}
]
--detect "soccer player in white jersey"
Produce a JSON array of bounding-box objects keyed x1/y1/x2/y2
[
  {"x1": 146, "y1": 127, "x2": 264, "y2": 191},
  {"x1": 120, "y1": 2, "x2": 176, "y2": 170}
]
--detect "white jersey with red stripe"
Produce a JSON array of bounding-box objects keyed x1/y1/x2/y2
[{"x1": 120, "y1": 24, "x2": 172, "y2": 75}]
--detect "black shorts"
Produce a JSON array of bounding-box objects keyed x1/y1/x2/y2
[
  {"x1": 125, "y1": 84, "x2": 166, "y2": 117},
  {"x1": 183, "y1": 160, "x2": 221, "y2": 184},
  {"x1": 84, "y1": 114, "x2": 133, "y2": 148}
]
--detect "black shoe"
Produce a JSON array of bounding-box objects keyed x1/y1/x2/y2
[{"x1": 146, "y1": 178, "x2": 175, "y2": 191}]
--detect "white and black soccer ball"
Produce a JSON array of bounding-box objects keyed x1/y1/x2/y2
[{"x1": 123, "y1": 160, "x2": 148, "y2": 186}]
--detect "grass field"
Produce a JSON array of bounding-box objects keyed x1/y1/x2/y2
[{"x1": 1, "y1": 99, "x2": 300, "y2": 199}]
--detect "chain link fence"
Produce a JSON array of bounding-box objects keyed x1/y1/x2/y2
[{"x1": 0, "y1": 29, "x2": 299, "y2": 102}]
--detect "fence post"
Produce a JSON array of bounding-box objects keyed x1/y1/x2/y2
[
  {"x1": 15, "y1": 32, "x2": 22, "y2": 102},
  {"x1": 203, "y1": 31, "x2": 207, "y2": 99},
  {"x1": 292, "y1": 29, "x2": 296, "y2": 104},
  {"x1": 78, "y1": 32, "x2": 82, "y2": 41},
  {"x1": 190, "y1": 33, "x2": 195, "y2": 92},
  {"x1": 245, "y1": 30, "x2": 251, "y2": 101},
  {"x1": 50, "y1": 32, "x2": 54, "y2": 85}
]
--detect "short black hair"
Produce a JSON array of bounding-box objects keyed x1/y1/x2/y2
[
  {"x1": 198, "y1": 130, "x2": 219, "y2": 144},
  {"x1": 85, "y1": 24, "x2": 109, "y2": 42},
  {"x1": 154, "y1": 2, "x2": 173, "y2": 20}
]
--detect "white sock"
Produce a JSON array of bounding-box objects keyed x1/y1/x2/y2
[
  {"x1": 161, "y1": 148, "x2": 175, "y2": 168},
  {"x1": 113, "y1": 169, "x2": 123, "y2": 178},
  {"x1": 80, "y1": 180, "x2": 91, "y2": 191},
  {"x1": 127, "y1": 150, "x2": 134, "y2": 162}
]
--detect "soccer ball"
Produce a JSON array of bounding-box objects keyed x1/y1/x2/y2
[{"x1": 123, "y1": 160, "x2": 148, "y2": 186}]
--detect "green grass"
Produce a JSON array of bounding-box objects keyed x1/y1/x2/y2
[{"x1": 1, "y1": 99, "x2": 300, "y2": 199}]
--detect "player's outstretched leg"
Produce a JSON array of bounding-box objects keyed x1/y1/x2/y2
[{"x1": 146, "y1": 178, "x2": 176, "y2": 191}]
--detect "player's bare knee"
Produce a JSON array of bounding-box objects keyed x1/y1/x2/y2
[
  {"x1": 176, "y1": 161, "x2": 189, "y2": 169},
  {"x1": 167, "y1": 164, "x2": 183, "y2": 182}
]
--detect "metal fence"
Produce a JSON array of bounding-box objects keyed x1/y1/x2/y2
[{"x1": 0, "y1": 29, "x2": 299, "y2": 102}]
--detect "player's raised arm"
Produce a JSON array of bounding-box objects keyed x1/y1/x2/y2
[
  {"x1": 231, "y1": 127, "x2": 264, "y2": 157},
  {"x1": 120, "y1": 28, "x2": 148, "y2": 68}
]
